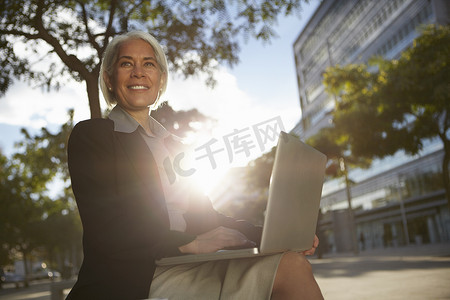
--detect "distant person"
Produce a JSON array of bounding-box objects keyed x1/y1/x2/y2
[
  {"x1": 66, "y1": 31, "x2": 323, "y2": 300},
  {"x1": 360, "y1": 232, "x2": 365, "y2": 251}
]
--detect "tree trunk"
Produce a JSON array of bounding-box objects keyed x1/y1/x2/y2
[
  {"x1": 442, "y1": 145, "x2": 450, "y2": 211},
  {"x1": 21, "y1": 249, "x2": 29, "y2": 287},
  {"x1": 86, "y1": 75, "x2": 102, "y2": 119},
  {"x1": 340, "y1": 158, "x2": 359, "y2": 255}
]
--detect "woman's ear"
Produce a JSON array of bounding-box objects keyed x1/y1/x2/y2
[
  {"x1": 160, "y1": 72, "x2": 166, "y2": 90},
  {"x1": 103, "y1": 72, "x2": 113, "y2": 91}
]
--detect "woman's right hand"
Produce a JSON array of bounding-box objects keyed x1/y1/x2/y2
[{"x1": 179, "y1": 226, "x2": 255, "y2": 254}]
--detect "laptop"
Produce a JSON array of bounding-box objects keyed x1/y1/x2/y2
[{"x1": 156, "y1": 131, "x2": 327, "y2": 266}]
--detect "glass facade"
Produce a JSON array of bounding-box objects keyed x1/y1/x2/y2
[{"x1": 292, "y1": 0, "x2": 450, "y2": 252}]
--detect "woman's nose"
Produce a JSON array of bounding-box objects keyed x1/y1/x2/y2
[{"x1": 131, "y1": 65, "x2": 144, "y2": 77}]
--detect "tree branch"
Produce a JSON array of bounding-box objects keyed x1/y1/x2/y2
[
  {"x1": 77, "y1": 0, "x2": 102, "y2": 56},
  {"x1": 126, "y1": 0, "x2": 146, "y2": 18},
  {"x1": 0, "y1": 29, "x2": 40, "y2": 40},
  {"x1": 33, "y1": 0, "x2": 91, "y2": 81},
  {"x1": 101, "y1": 0, "x2": 118, "y2": 52}
]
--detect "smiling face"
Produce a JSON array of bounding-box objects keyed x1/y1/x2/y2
[{"x1": 104, "y1": 38, "x2": 165, "y2": 114}]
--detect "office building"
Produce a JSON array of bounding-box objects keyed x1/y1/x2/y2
[{"x1": 292, "y1": 0, "x2": 449, "y2": 252}]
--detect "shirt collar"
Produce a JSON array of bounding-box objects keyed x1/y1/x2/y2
[{"x1": 108, "y1": 105, "x2": 170, "y2": 138}]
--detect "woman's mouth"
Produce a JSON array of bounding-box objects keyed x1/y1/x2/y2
[{"x1": 128, "y1": 85, "x2": 149, "y2": 90}]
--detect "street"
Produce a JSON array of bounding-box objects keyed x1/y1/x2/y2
[
  {"x1": 0, "y1": 279, "x2": 69, "y2": 300},
  {"x1": 1, "y1": 242, "x2": 449, "y2": 300},
  {"x1": 313, "y1": 242, "x2": 450, "y2": 300}
]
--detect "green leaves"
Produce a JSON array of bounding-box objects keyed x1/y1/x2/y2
[
  {"x1": 319, "y1": 25, "x2": 450, "y2": 158},
  {"x1": 0, "y1": 110, "x2": 77, "y2": 269},
  {"x1": 1, "y1": 0, "x2": 309, "y2": 117},
  {"x1": 315, "y1": 24, "x2": 450, "y2": 207}
]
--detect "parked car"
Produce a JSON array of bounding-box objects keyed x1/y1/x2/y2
[
  {"x1": 1, "y1": 272, "x2": 25, "y2": 288},
  {"x1": 29, "y1": 266, "x2": 61, "y2": 281},
  {"x1": 48, "y1": 269, "x2": 61, "y2": 280}
]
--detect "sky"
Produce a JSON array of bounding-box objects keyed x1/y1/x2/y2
[{"x1": 0, "y1": 1, "x2": 319, "y2": 192}]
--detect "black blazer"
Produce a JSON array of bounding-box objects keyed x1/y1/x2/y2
[{"x1": 66, "y1": 118, "x2": 262, "y2": 300}]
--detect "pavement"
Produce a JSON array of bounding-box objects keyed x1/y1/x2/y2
[
  {"x1": 310, "y1": 242, "x2": 450, "y2": 300},
  {"x1": 1, "y1": 242, "x2": 449, "y2": 300}
]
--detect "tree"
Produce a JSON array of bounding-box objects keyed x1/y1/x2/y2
[
  {"x1": 1, "y1": 0, "x2": 310, "y2": 118},
  {"x1": 0, "y1": 111, "x2": 79, "y2": 281},
  {"x1": 151, "y1": 101, "x2": 215, "y2": 138},
  {"x1": 0, "y1": 151, "x2": 16, "y2": 268},
  {"x1": 237, "y1": 147, "x2": 276, "y2": 224},
  {"x1": 307, "y1": 126, "x2": 372, "y2": 255},
  {"x1": 322, "y1": 24, "x2": 450, "y2": 208},
  {"x1": 37, "y1": 197, "x2": 82, "y2": 276},
  {"x1": 0, "y1": 149, "x2": 53, "y2": 285},
  {"x1": 245, "y1": 146, "x2": 275, "y2": 191}
]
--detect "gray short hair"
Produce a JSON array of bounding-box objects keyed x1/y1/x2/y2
[{"x1": 99, "y1": 31, "x2": 169, "y2": 106}]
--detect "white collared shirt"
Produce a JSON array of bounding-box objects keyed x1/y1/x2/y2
[{"x1": 109, "y1": 105, "x2": 189, "y2": 232}]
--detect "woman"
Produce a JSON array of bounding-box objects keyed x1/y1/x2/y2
[{"x1": 66, "y1": 31, "x2": 323, "y2": 300}]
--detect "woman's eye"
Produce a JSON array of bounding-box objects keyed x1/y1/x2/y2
[
  {"x1": 120, "y1": 61, "x2": 132, "y2": 67},
  {"x1": 144, "y1": 62, "x2": 155, "y2": 67}
]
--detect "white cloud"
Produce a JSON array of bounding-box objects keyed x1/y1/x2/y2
[
  {"x1": 0, "y1": 81, "x2": 92, "y2": 129},
  {"x1": 164, "y1": 67, "x2": 300, "y2": 137},
  {"x1": 0, "y1": 67, "x2": 287, "y2": 131}
]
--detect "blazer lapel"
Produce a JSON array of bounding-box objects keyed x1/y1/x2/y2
[{"x1": 115, "y1": 130, "x2": 170, "y2": 226}]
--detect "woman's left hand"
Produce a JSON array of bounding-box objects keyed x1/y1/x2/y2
[{"x1": 302, "y1": 234, "x2": 319, "y2": 256}]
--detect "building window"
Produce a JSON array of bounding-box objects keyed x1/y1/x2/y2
[{"x1": 374, "y1": 1, "x2": 434, "y2": 59}]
